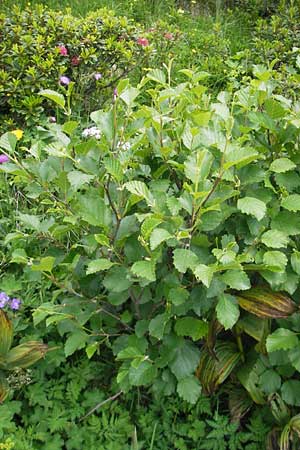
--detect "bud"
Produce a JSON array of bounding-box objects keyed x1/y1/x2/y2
[
  {"x1": 5, "y1": 341, "x2": 48, "y2": 369},
  {"x1": 0, "y1": 310, "x2": 13, "y2": 356}
]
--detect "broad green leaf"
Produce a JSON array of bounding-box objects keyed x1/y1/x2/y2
[
  {"x1": 173, "y1": 249, "x2": 198, "y2": 273},
  {"x1": 103, "y1": 157, "x2": 123, "y2": 182},
  {"x1": 168, "y1": 287, "x2": 189, "y2": 306},
  {"x1": 39, "y1": 89, "x2": 65, "y2": 108},
  {"x1": 131, "y1": 260, "x2": 156, "y2": 282},
  {"x1": 150, "y1": 228, "x2": 172, "y2": 250},
  {"x1": 124, "y1": 181, "x2": 155, "y2": 207},
  {"x1": 115, "y1": 215, "x2": 138, "y2": 242},
  {"x1": 237, "y1": 197, "x2": 266, "y2": 221},
  {"x1": 264, "y1": 98, "x2": 286, "y2": 119},
  {"x1": 224, "y1": 146, "x2": 258, "y2": 170},
  {"x1": 193, "y1": 264, "x2": 214, "y2": 288},
  {"x1": 86, "y1": 258, "x2": 115, "y2": 274},
  {"x1": 11, "y1": 249, "x2": 28, "y2": 264},
  {"x1": 269, "y1": 158, "x2": 296, "y2": 173},
  {"x1": 77, "y1": 190, "x2": 111, "y2": 228},
  {"x1": 18, "y1": 213, "x2": 41, "y2": 231},
  {"x1": 103, "y1": 266, "x2": 132, "y2": 293},
  {"x1": 147, "y1": 69, "x2": 166, "y2": 85},
  {"x1": 175, "y1": 317, "x2": 208, "y2": 341},
  {"x1": 85, "y1": 342, "x2": 98, "y2": 359},
  {"x1": 266, "y1": 329, "x2": 299, "y2": 352},
  {"x1": 117, "y1": 346, "x2": 143, "y2": 360},
  {"x1": 90, "y1": 110, "x2": 114, "y2": 141},
  {"x1": 94, "y1": 234, "x2": 110, "y2": 247},
  {"x1": 261, "y1": 230, "x2": 289, "y2": 248},
  {"x1": 31, "y1": 257, "x2": 55, "y2": 272},
  {"x1": 281, "y1": 194, "x2": 300, "y2": 212},
  {"x1": 141, "y1": 217, "x2": 162, "y2": 240},
  {"x1": 120, "y1": 86, "x2": 140, "y2": 107},
  {"x1": 129, "y1": 361, "x2": 157, "y2": 386},
  {"x1": 222, "y1": 270, "x2": 250, "y2": 290},
  {"x1": 67, "y1": 171, "x2": 94, "y2": 190},
  {"x1": 0, "y1": 132, "x2": 17, "y2": 153},
  {"x1": 259, "y1": 370, "x2": 281, "y2": 394},
  {"x1": 184, "y1": 150, "x2": 213, "y2": 186},
  {"x1": 288, "y1": 346, "x2": 300, "y2": 372},
  {"x1": 216, "y1": 293, "x2": 240, "y2": 330},
  {"x1": 64, "y1": 331, "x2": 88, "y2": 357},
  {"x1": 169, "y1": 339, "x2": 200, "y2": 380},
  {"x1": 177, "y1": 376, "x2": 201, "y2": 404},
  {"x1": 291, "y1": 251, "x2": 300, "y2": 275},
  {"x1": 263, "y1": 251, "x2": 287, "y2": 272},
  {"x1": 149, "y1": 313, "x2": 168, "y2": 339},
  {"x1": 281, "y1": 380, "x2": 300, "y2": 406}
]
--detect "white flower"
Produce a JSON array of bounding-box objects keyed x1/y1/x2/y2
[{"x1": 82, "y1": 127, "x2": 101, "y2": 139}]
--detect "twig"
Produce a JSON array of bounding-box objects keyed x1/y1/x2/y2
[{"x1": 79, "y1": 390, "x2": 123, "y2": 422}]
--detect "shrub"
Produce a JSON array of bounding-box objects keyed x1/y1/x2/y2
[
  {"x1": 0, "y1": 5, "x2": 151, "y2": 128},
  {"x1": 2, "y1": 66, "x2": 300, "y2": 447}
]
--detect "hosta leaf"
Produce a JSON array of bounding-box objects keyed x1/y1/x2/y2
[
  {"x1": 177, "y1": 376, "x2": 201, "y2": 404},
  {"x1": 173, "y1": 249, "x2": 198, "y2": 273},
  {"x1": 175, "y1": 317, "x2": 208, "y2": 341},
  {"x1": 266, "y1": 328, "x2": 299, "y2": 353},
  {"x1": 86, "y1": 259, "x2": 115, "y2": 274},
  {"x1": 263, "y1": 251, "x2": 287, "y2": 272},
  {"x1": 193, "y1": 264, "x2": 215, "y2": 288},
  {"x1": 261, "y1": 230, "x2": 289, "y2": 248},
  {"x1": 216, "y1": 293, "x2": 240, "y2": 330},
  {"x1": 131, "y1": 260, "x2": 156, "y2": 282},
  {"x1": 281, "y1": 194, "x2": 300, "y2": 212},
  {"x1": 39, "y1": 89, "x2": 65, "y2": 108},
  {"x1": 67, "y1": 171, "x2": 94, "y2": 190},
  {"x1": 103, "y1": 157, "x2": 123, "y2": 182},
  {"x1": 237, "y1": 197, "x2": 266, "y2": 221},
  {"x1": 269, "y1": 158, "x2": 296, "y2": 173},
  {"x1": 222, "y1": 270, "x2": 250, "y2": 290},
  {"x1": 150, "y1": 228, "x2": 172, "y2": 250},
  {"x1": 169, "y1": 339, "x2": 200, "y2": 380},
  {"x1": 124, "y1": 181, "x2": 155, "y2": 207}
]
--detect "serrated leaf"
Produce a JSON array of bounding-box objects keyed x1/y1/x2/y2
[
  {"x1": 177, "y1": 376, "x2": 201, "y2": 404},
  {"x1": 269, "y1": 158, "x2": 296, "y2": 173},
  {"x1": 263, "y1": 251, "x2": 287, "y2": 272},
  {"x1": 103, "y1": 266, "x2": 132, "y2": 293},
  {"x1": 281, "y1": 380, "x2": 300, "y2": 406},
  {"x1": 131, "y1": 260, "x2": 156, "y2": 282},
  {"x1": 67, "y1": 171, "x2": 94, "y2": 190},
  {"x1": 272, "y1": 211, "x2": 300, "y2": 236},
  {"x1": 120, "y1": 86, "x2": 140, "y2": 107},
  {"x1": 237, "y1": 197, "x2": 266, "y2": 221},
  {"x1": 64, "y1": 331, "x2": 88, "y2": 357},
  {"x1": 31, "y1": 256, "x2": 55, "y2": 272},
  {"x1": 175, "y1": 317, "x2": 208, "y2": 341},
  {"x1": 149, "y1": 313, "x2": 168, "y2": 339},
  {"x1": 222, "y1": 270, "x2": 250, "y2": 290},
  {"x1": 39, "y1": 89, "x2": 65, "y2": 108},
  {"x1": 77, "y1": 190, "x2": 111, "y2": 228},
  {"x1": 103, "y1": 157, "x2": 123, "y2": 182},
  {"x1": 259, "y1": 370, "x2": 281, "y2": 394},
  {"x1": 288, "y1": 346, "x2": 300, "y2": 372},
  {"x1": 141, "y1": 217, "x2": 162, "y2": 240},
  {"x1": 264, "y1": 98, "x2": 286, "y2": 119},
  {"x1": 224, "y1": 146, "x2": 258, "y2": 170},
  {"x1": 0, "y1": 132, "x2": 17, "y2": 153},
  {"x1": 281, "y1": 194, "x2": 300, "y2": 212},
  {"x1": 193, "y1": 264, "x2": 215, "y2": 288},
  {"x1": 170, "y1": 339, "x2": 200, "y2": 380},
  {"x1": 261, "y1": 230, "x2": 289, "y2": 248},
  {"x1": 147, "y1": 69, "x2": 166, "y2": 85},
  {"x1": 150, "y1": 228, "x2": 172, "y2": 250},
  {"x1": 90, "y1": 110, "x2": 114, "y2": 141},
  {"x1": 128, "y1": 361, "x2": 157, "y2": 386},
  {"x1": 168, "y1": 287, "x2": 189, "y2": 306},
  {"x1": 173, "y1": 249, "x2": 198, "y2": 273},
  {"x1": 124, "y1": 181, "x2": 155, "y2": 207},
  {"x1": 184, "y1": 150, "x2": 213, "y2": 185},
  {"x1": 266, "y1": 328, "x2": 299, "y2": 352},
  {"x1": 86, "y1": 259, "x2": 115, "y2": 274},
  {"x1": 291, "y1": 251, "x2": 300, "y2": 275},
  {"x1": 216, "y1": 293, "x2": 240, "y2": 330}
]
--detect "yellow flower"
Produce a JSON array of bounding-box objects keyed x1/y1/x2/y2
[{"x1": 11, "y1": 129, "x2": 23, "y2": 140}]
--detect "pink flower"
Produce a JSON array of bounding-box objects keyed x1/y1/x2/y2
[
  {"x1": 0, "y1": 154, "x2": 9, "y2": 164},
  {"x1": 137, "y1": 37, "x2": 149, "y2": 47},
  {"x1": 71, "y1": 56, "x2": 80, "y2": 66},
  {"x1": 164, "y1": 32, "x2": 174, "y2": 41},
  {"x1": 94, "y1": 73, "x2": 102, "y2": 81},
  {"x1": 60, "y1": 76, "x2": 71, "y2": 85},
  {"x1": 49, "y1": 116, "x2": 56, "y2": 123},
  {"x1": 58, "y1": 45, "x2": 68, "y2": 56}
]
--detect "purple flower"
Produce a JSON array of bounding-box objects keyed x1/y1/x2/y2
[
  {"x1": 94, "y1": 73, "x2": 102, "y2": 81},
  {"x1": 49, "y1": 116, "x2": 56, "y2": 123},
  {"x1": 113, "y1": 88, "x2": 118, "y2": 97},
  {"x1": 0, "y1": 292, "x2": 9, "y2": 308},
  {"x1": 10, "y1": 298, "x2": 21, "y2": 310},
  {"x1": 59, "y1": 76, "x2": 71, "y2": 86},
  {"x1": 0, "y1": 154, "x2": 9, "y2": 164}
]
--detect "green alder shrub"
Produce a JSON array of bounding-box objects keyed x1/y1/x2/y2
[{"x1": 2, "y1": 65, "x2": 300, "y2": 448}]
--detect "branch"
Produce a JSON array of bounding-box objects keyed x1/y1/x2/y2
[{"x1": 79, "y1": 390, "x2": 123, "y2": 422}]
